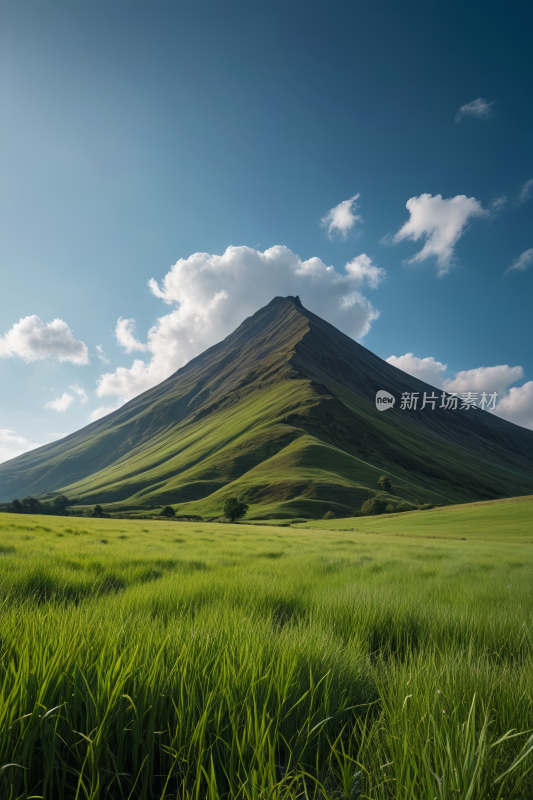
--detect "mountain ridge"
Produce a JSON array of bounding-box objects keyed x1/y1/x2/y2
[{"x1": 1, "y1": 295, "x2": 532, "y2": 517}]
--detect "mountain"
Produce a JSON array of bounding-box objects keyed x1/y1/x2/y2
[{"x1": 1, "y1": 296, "x2": 532, "y2": 518}]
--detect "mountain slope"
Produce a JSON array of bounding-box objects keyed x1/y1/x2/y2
[{"x1": 1, "y1": 296, "x2": 532, "y2": 517}]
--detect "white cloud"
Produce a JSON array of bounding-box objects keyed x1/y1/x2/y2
[
  {"x1": 393, "y1": 193, "x2": 487, "y2": 274},
  {"x1": 70, "y1": 383, "x2": 88, "y2": 404},
  {"x1": 386, "y1": 353, "x2": 447, "y2": 388},
  {"x1": 45, "y1": 393, "x2": 74, "y2": 412},
  {"x1": 0, "y1": 429, "x2": 41, "y2": 464},
  {"x1": 115, "y1": 318, "x2": 149, "y2": 353},
  {"x1": 517, "y1": 179, "x2": 533, "y2": 205},
  {"x1": 97, "y1": 245, "x2": 385, "y2": 400},
  {"x1": 89, "y1": 399, "x2": 125, "y2": 422},
  {"x1": 490, "y1": 195, "x2": 507, "y2": 212},
  {"x1": 321, "y1": 194, "x2": 362, "y2": 240},
  {"x1": 493, "y1": 382, "x2": 533, "y2": 431},
  {"x1": 443, "y1": 365, "x2": 524, "y2": 396},
  {"x1": 344, "y1": 254, "x2": 385, "y2": 289},
  {"x1": 95, "y1": 344, "x2": 109, "y2": 364},
  {"x1": 0, "y1": 316, "x2": 88, "y2": 364},
  {"x1": 387, "y1": 354, "x2": 532, "y2": 429},
  {"x1": 455, "y1": 98, "x2": 494, "y2": 122},
  {"x1": 505, "y1": 248, "x2": 533, "y2": 275}
]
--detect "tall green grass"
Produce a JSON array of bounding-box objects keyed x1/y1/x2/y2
[{"x1": 0, "y1": 512, "x2": 532, "y2": 798}]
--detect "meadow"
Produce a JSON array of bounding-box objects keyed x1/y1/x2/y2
[{"x1": 0, "y1": 500, "x2": 532, "y2": 799}]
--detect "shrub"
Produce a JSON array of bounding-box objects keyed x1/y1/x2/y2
[
  {"x1": 323, "y1": 511, "x2": 336, "y2": 520},
  {"x1": 161, "y1": 506, "x2": 176, "y2": 518},
  {"x1": 91, "y1": 505, "x2": 104, "y2": 518},
  {"x1": 396, "y1": 502, "x2": 416, "y2": 513},
  {"x1": 419, "y1": 503, "x2": 435, "y2": 510},
  {"x1": 385, "y1": 503, "x2": 397, "y2": 513},
  {"x1": 361, "y1": 498, "x2": 387, "y2": 516}
]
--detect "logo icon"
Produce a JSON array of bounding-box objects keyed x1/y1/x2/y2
[{"x1": 375, "y1": 390, "x2": 395, "y2": 411}]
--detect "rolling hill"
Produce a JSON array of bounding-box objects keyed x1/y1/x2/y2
[{"x1": 1, "y1": 295, "x2": 532, "y2": 518}]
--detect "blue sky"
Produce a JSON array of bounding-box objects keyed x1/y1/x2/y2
[{"x1": 1, "y1": 0, "x2": 532, "y2": 461}]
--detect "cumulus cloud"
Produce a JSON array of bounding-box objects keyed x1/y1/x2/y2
[
  {"x1": 455, "y1": 98, "x2": 494, "y2": 122},
  {"x1": 505, "y1": 248, "x2": 533, "y2": 274},
  {"x1": 96, "y1": 345, "x2": 109, "y2": 364},
  {"x1": 387, "y1": 353, "x2": 532, "y2": 429},
  {"x1": 493, "y1": 382, "x2": 533, "y2": 431},
  {"x1": 393, "y1": 193, "x2": 487, "y2": 274},
  {"x1": 0, "y1": 429, "x2": 41, "y2": 464},
  {"x1": 115, "y1": 318, "x2": 149, "y2": 353},
  {"x1": 0, "y1": 316, "x2": 88, "y2": 364},
  {"x1": 517, "y1": 179, "x2": 533, "y2": 205},
  {"x1": 45, "y1": 393, "x2": 74, "y2": 412},
  {"x1": 344, "y1": 254, "x2": 385, "y2": 289},
  {"x1": 97, "y1": 245, "x2": 385, "y2": 400},
  {"x1": 443, "y1": 365, "x2": 524, "y2": 396},
  {"x1": 386, "y1": 353, "x2": 447, "y2": 388},
  {"x1": 321, "y1": 194, "x2": 362, "y2": 240},
  {"x1": 70, "y1": 383, "x2": 88, "y2": 404}
]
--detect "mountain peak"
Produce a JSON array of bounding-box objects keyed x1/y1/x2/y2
[
  {"x1": 285, "y1": 294, "x2": 303, "y2": 307},
  {"x1": 1, "y1": 297, "x2": 532, "y2": 513}
]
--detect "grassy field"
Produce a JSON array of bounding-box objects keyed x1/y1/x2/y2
[
  {"x1": 294, "y1": 494, "x2": 533, "y2": 542},
  {"x1": 1, "y1": 502, "x2": 533, "y2": 799}
]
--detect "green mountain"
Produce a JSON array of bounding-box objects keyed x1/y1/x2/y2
[{"x1": 1, "y1": 296, "x2": 532, "y2": 517}]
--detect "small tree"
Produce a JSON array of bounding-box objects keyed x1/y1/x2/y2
[
  {"x1": 53, "y1": 495, "x2": 70, "y2": 513},
  {"x1": 361, "y1": 497, "x2": 387, "y2": 516},
  {"x1": 223, "y1": 497, "x2": 249, "y2": 523},
  {"x1": 161, "y1": 506, "x2": 175, "y2": 518},
  {"x1": 22, "y1": 497, "x2": 42, "y2": 514},
  {"x1": 323, "y1": 510, "x2": 336, "y2": 519},
  {"x1": 378, "y1": 476, "x2": 392, "y2": 492},
  {"x1": 91, "y1": 505, "x2": 103, "y2": 517},
  {"x1": 8, "y1": 499, "x2": 22, "y2": 514}
]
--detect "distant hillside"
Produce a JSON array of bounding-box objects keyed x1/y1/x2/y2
[
  {"x1": 1, "y1": 296, "x2": 532, "y2": 518},
  {"x1": 294, "y1": 493, "x2": 533, "y2": 543}
]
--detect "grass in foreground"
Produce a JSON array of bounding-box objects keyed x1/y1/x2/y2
[{"x1": 0, "y1": 509, "x2": 532, "y2": 799}]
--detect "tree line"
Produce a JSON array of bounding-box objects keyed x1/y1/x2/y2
[
  {"x1": 2, "y1": 477, "x2": 431, "y2": 521},
  {"x1": 159, "y1": 498, "x2": 249, "y2": 522},
  {"x1": 4, "y1": 495, "x2": 77, "y2": 515}
]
